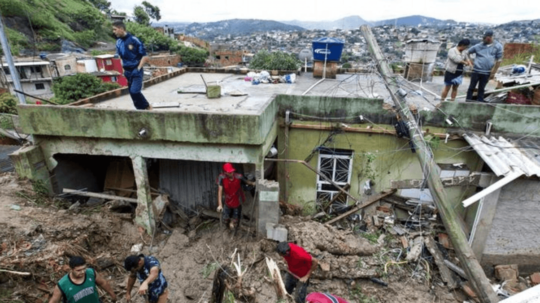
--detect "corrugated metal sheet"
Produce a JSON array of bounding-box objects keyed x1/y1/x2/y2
[
  {"x1": 0, "y1": 145, "x2": 21, "y2": 173},
  {"x1": 463, "y1": 134, "x2": 540, "y2": 177},
  {"x1": 159, "y1": 160, "x2": 224, "y2": 215}
]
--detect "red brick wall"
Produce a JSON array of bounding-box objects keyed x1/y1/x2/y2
[
  {"x1": 178, "y1": 36, "x2": 210, "y2": 50},
  {"x1": 148, "y1": 54, "x2": 181, "y2": 67},
  {"x1": 215, "y1": 50, "x2": 244, "y2": 66},
  {"x1": 504, "y1": 43, "x2": 535, "y2": 60}
]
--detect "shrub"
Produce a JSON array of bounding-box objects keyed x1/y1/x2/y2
[
  {"x1": 0, "y1": 93, "x2": 18, "y2": 115},
  {"x1": 52, "y1": 73, "x2": 121, "y2": 104},
  {"x1": 249, "y1": 50, "x2": 301, "y2": 70}
]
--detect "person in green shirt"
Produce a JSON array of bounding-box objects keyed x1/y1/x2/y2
[{"x1": 49, "y1": 256, "x2": 117, "y2": 303}]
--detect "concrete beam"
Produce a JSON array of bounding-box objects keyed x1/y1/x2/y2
[
  {"x1": 37, "y1": 136, "x2": 263, "y2": 171},
  {"x1": 131, "y1": 156, "x2": 155, "y2": 235},
  {"x1": 17, "y1": 105, "x2": 270, "y2": 145},
  {"x1": 391, "y1": 173, "x2": 494, "y2": 189},
  {"x1": 9, "y1": 145, "x2": 54, "y2": 195}
]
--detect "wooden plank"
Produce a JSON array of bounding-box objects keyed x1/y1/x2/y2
[
  {"x1": 425, "y1": 236, "x2": 459, "y2": 289},
  {"x1": 62, "y1": 188, "x2": 138, "y2": 203},
  {"x1": 325, "y1": 190, "x2": 396, "y2": 226},
  {"x1": 322, "y1": 184, "x2": 350, "y2": 212}
]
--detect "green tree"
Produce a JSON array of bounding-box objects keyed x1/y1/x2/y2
[
  {"x1": 52, "y1": 73, "x2": 120, "y2": 104},
  {"x1": 142, "y1": 1, "x2": 161, "y2": 22},
  {"x1": 134, "y1": 6, "x2": 150, "y2": 26},
  {"x1": 342, "y1": 63, "x2": 352, "y2": 68},
  {"x1": 88, "y1": 0, "x2": 111, "y2": 13},
  {"x1": 0, "y1": 93, "x2": 18, "y2": 114},
  {"x1": 177, "y1": 46, "x2": 208, "y2": 65},
  {"x1": 125, "y1": 22, "x2": 177, "y2": 51},
  {"x1": 249, "y1": 50, "x2": 301, "y2": 70}
]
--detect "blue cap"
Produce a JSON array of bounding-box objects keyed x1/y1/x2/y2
[{"x1": 483, "y1": 30, "x2": 494, "y2": 37}]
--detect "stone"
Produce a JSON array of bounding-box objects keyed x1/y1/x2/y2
[
  {"x1": 495, "y1": 264, "x2": 519, "y2": 281},
  {"x1": 530, "y1": 272, "x2": 540, "y2": 286}
]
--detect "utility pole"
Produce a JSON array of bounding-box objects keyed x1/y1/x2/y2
[
  {"x1": 360, "y1": 25, "x2": 498, "y2": 303},
  {"x1": 0, "y1": 15, "x2": 26, "y2": 105}
]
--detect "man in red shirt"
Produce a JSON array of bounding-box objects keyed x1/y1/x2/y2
[
  {"x1": 306, "y1": 292, "x2": 349, "y2": 303},
  {"x1": 216, "y1": 163, "x2": 255, "y2": 230},
  {"x1": 277, "y1": 242, "x2": 319, "y2": 303}
]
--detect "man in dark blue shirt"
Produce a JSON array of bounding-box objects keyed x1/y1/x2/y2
[
  {"x1": 465, "y1": 30, "x2": 503, "y2": 102},
  {"x1": 113, "y1": 21, "x2": 152, "y2": 110},
  {"x1": 124, "y1": 254, "x2": 168, "y2": 303}
]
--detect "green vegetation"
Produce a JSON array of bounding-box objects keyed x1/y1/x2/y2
[
  {"x1": 0, "y1": 93, "x2": 18, "y2": 114},
  {"x1": 178, "y1": 45, "x2": 208, "y2": 65},
  {"x1": 126, "y1": 22, "x2": 176, "y2": 51},
  {"x1": 502, "y1": 42, "x2": 540, "y2": 66},
  {"x1": 360, "y1": 231, "x2": 381, "y2": 244},
  {"x1": 201, "y1": 262, "x2": 219, "y2": 279},
  {"x1": 0, "y1": 0, "x2": 113, "y2": 52},
  {"x1": 342, "y1": 62, "x2": 352, "y2": 68},
  {"x1": 349, "y1": 286, "x2": 378, "y2": 303},
  {"x1": 249, "y1": 50, "x2": 301, "y2": 70},
  {"x1": 51, "y1": 73, "x2": 120, "y2": 104}
]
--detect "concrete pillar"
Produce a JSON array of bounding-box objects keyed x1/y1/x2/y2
[
  {"x1": 9, "y1": 145, "x2": 54, "y2": 195},
  {"x1": 131, "y1": 156, "x2": 155, "y2": 235},
  {"x1": 470, "y1": 177, "x2": 502, "y2": 262},
  {"x1": 257, "y1": 179, "x2": 280, "y2": 236}
]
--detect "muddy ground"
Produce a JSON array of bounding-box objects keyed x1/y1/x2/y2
[{"x1": 0, "y1": 172, "x2": 468, "y2": 303}]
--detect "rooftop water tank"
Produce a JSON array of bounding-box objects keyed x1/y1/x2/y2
[{"x1": 312, "y1": 37, "x2": 345, "y2": 62}]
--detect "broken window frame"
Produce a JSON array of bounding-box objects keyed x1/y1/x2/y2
[{"x1": 316, "y1": 150, "x2": 354, "y2": 206}]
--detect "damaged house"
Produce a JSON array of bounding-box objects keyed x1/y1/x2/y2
[{"x1": 6, "y1": 29, "x2": 540, "y2": 303}]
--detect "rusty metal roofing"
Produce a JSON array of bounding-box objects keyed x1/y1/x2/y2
[{"x1": 463, "y1": 134, "x2": 540, "y2": 177}]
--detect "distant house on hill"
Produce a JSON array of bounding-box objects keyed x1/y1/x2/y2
[{"x1": 0, "y1": 58, "x2": 57, "y2": 97}]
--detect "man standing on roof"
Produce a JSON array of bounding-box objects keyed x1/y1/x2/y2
[
  {"x1": 112, "y1": 21, "x2": 152, "y2": 110},
  {"x1": 49, "y1": 256, "x2": 117, "y2": 303},
  {"x1": 216, "y1": 163, "x2": 255, "y2": 230},
  {"x1": 124, "y1": 254, "x2": 168, "y2": 303},
  {"x1": 277, "y1": 242, "x2": 319, "y2": 303},
  {"x1": 465, "y1": 30, "x2": 503, "y2": 102}
]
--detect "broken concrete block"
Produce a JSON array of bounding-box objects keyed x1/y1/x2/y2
[
  {"x1": 530, "y1": 272, "x2": 540, "y2": 286},
  {"x1": 131, "y1": 243, "x2": 143, "y2": 254},
  {"x1": 319, "y1": 262, "x2": 330, "y2": 272},
  {"x1": 266, "y1": 222, "x2": 288, "y2": 242},
  {"x1": 207, "y1": 85, "x2": 221, "y2": 98},
  {"x1": 495, "y1": 264, "x2": 519, "y2": 281},
  {"x1": 406, "y1": 236, "x2": 424, "y2": 262}
]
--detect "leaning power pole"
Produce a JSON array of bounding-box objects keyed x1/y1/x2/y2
[
  {"x1": 0, "y1": 15, "x2": 26, "y2": 105},
  {"x1": 360, "y1": 25, "x2": 498, "y2": 303}
]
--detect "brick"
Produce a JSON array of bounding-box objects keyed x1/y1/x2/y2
[
  {"x1": 462, "y1": 283, "x2": 477, "y2": 300},
  {"x1": 495, "y1": 264, "x2": 519, "y2": 281},
  {"x1": 530, "y1": 273, "x2": 540, "y2": 286},
  {"x1": 438, "y1": 233, "x2": 454, "y2": 250}
]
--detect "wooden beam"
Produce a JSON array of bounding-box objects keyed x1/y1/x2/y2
[
  {"x1": 324, "y1": 189, "x2": 396, "y2": 226},
  {"x1": 322, "y1": 184, "x2": 350, "y2": 212},
  {"x1": 62, "y1": 188, "x2": 138, "y2": 203},
  {"x1": 425, "y1": 236, "x2": 459, "y2": 289},
  {"x1": 361, "y1": 25, "x2": 498, "y2": 302}
]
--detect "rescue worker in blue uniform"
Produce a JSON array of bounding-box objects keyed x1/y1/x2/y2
[{"x1": 112, "y1": 21, "x2": 152, "y2": 110}]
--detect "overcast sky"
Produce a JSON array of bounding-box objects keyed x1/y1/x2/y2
[{"x1": 110, "y1": 0, "x2": 538, "y2": 24}]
